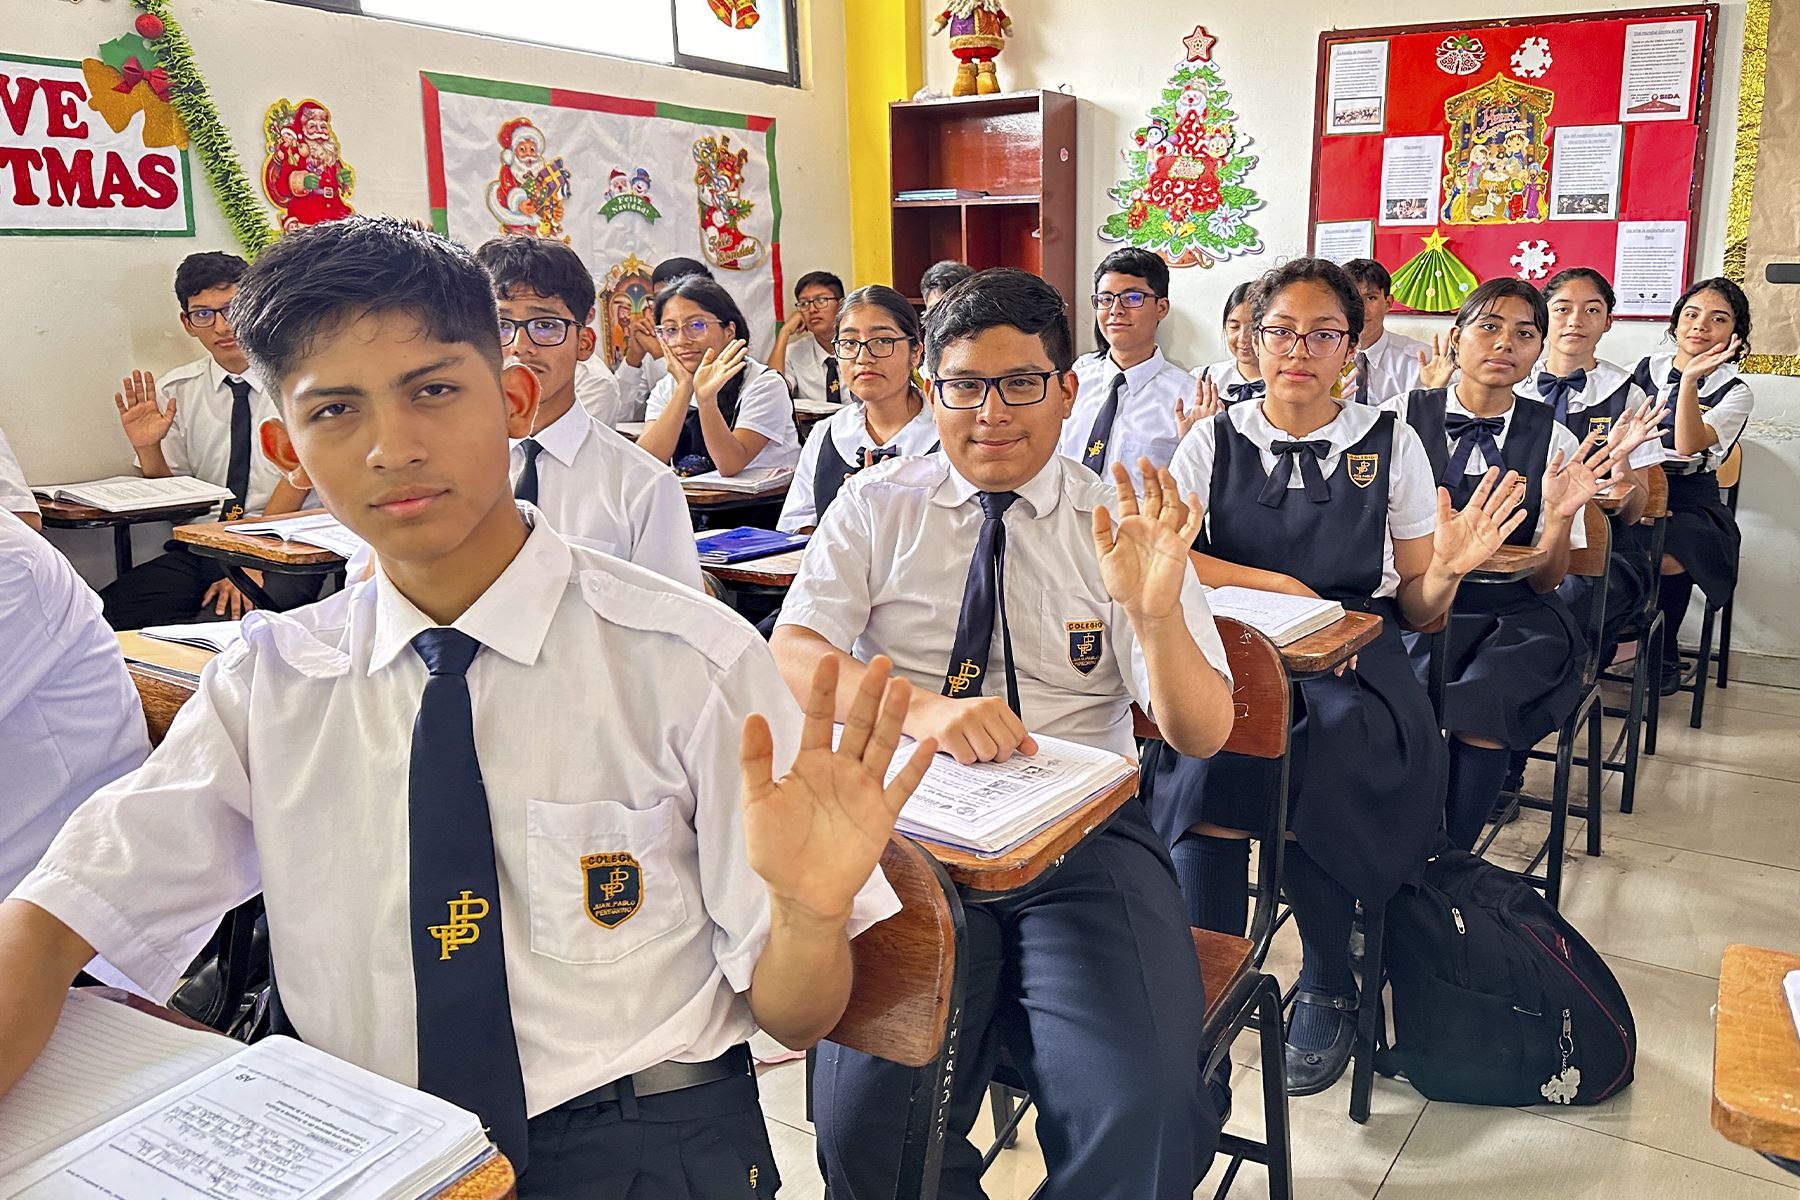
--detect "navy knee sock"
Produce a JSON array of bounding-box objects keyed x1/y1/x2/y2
[
  {"x1": 1170, "y1": 832, "x2": 1250, "y2": 936},
  {"x1": 1657, "y1": 572, "x2": 1693, "y2": 662},
  {"x1": 1446, "y1": 739, "x2": 1510, "y2": 850},
  {"x1": 1281, "y1": 844, "x2": 1356, "y2": 1051}
]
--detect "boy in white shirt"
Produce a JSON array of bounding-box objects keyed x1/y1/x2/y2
[
  {"x1": 0, "y1": 426, "x2": 39, "y2": 529},
  {"x1": 769, "y1": 270, "x2": 846, "y2": 407},
  {"x1": 1343, "y1": 258, "x2": 1431, "y2": 405}
]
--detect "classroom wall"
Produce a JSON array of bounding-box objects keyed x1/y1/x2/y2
[
  {"x1": 920, "y1": 0, "x2": 1800, "y2": 680},
  {"x1": 4, "y1": 0, "x2": 853, "y2": 580}
]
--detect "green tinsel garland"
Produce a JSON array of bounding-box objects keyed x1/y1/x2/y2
[{"x1": 132, "y1": 0, "x2": 277, "y2": 257}]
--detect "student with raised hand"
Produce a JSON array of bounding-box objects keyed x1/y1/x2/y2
[
  {"x1": 1150, "y1": 257, "x2": 1519, "y2": 1096},
  {"x1": 0, "y1": 426, "x2": 40, "y2": 530},
  {"x1": 768, "y1": 270, "x2": 846, "y2": 407},
  {"x1": 1193, "y1": 280, "x2": 1265, "y2": 405},
  {"x1": 773, "y1": 267, "x2": 1236, "y2": 1199},
  {"x1": 475, "y1": 236, "x2": 702, "y2": 590},
  {"x1": 776, "y1": 285, "x2": 939, "y2": 535},
  {"x1": 1058, "y1": 247, "x2": 1194, "y2": 479},
  {"x1": 919, "y1": 258, "x2": 974, "y2": 315},
  {"x1": 1628, "y1": 277, "x2": 1755, "y2": 695},
  {"x1": 1342, "y1": 258, "x2": 1430, "y2": 404},
  {"x1": 614, "y1": 255, "x2": 714, "y2": 417},
  {"x1": 0, "y1": 217, "x2": 934, "y2": 1199}
]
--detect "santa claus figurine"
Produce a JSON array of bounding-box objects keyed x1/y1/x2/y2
[
  {"x1": 933, "y1": 0, "x2": 1014, "y2": 96},
  {"x1": 262, "y1": 100, "x2": 354, "y2": 229},
  {"x1": 485, "y1": 117, "x2": 570, "y2": 239}
]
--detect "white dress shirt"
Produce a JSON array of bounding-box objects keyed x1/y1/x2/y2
[
  {"x1": 1514, "y1": 358, "x2": 1661, "y2": 469},
  {"x1": 780, "y1": 333, "x2": 836, "y2": 406},
  {"x1": 646, "y1": 359, "x2": 800, "y2": 474},
  {"x1": 514, "y1": 402, "x2": 703, "y2": 590},
  {"x1": 573, "y1": 356, "x2": 633, "y2": 427},
  {"x1": 1355, "y1": 329, "x2": 1431, "y2": 405},
  {"x1": 0, "y1": 510, "x2": 149, "y2": 899},
  {"x1": 615, "y1": 355, "x2": 669, "y2": 418},
  {"x1": 142, "y1": 355, "x2": 284, "y2": 517},
  {"x1": 0, "y1": 426, "x2": 36, "y2": 517},
  {"x1": 776, "y1": 402, "x2": 940, "y2": 533},
  {"x1": 1170, "y1": 401, "x2": 1438, "y2": 598},
  {"x1": 1194, "y1": 358, "x2": 1253, "y2": 392},
  {"x1": 1637, "y1": 352, "x2": 1754, "y2": 471},
  {"x1": 1057, "y1": 348, "x2": 1193, "y2": 476},
  {"x1": 12, "y1": 515, "x2": 898, "y2": 1114},
  {"x1": 777, "y1": 453, "x2": 1231, "y2": 760}
]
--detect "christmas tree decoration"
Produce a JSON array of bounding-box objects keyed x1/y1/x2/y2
[
  {"x1": 706, "y1": 0, "x2": 761, "y2": 29},
  {"x1": 262, "y1": 99, "x2": 356, "y2": 230},
  {"x1": 932, "y1": 1, "x2": 1013, "y2": 97},
  {"x1": 1511, "y1": 36, "x2": 1553, "y2": 79},
  {"x1": 1435, "y1": 33, "x2": 1486, "y2": 76},
  {"x1": 134, "y1": 13, "x2": 166, "y2": 39},
  {"x1": 1390, "y1": 229, "x2": 1479, "y2": 312},
  {"x1": 1098, "y1": 25, "x2": 1265, "y2": 269},
  {"x1": 1510, "y1": 239, "x2": 1556, "y2": 280}
]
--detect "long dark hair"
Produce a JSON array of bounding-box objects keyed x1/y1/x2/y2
[
  {"x1": 654, "y1": 275, "x2": 753, "y2": 422},
  {"x1": 1448, "y1": 278, "x2": 1548, "y2": 368},
  {"x1": 1667, "y1": 276, "x2": 1752, "y2": 361},
  {"x1": 837, "y1": 284, "x2": 924, "y2": 405}
]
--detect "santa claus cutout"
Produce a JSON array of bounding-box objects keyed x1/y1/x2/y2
[
  {"x1": 485, "y1": 117, "x2": 573, "y2": 241},
  {"x1": 261, "y1": 99, "x2": 355, "y2": 229}
]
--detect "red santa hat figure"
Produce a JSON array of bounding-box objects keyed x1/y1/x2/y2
[
  {"x1": 498, "y1": 117, "x2": 546, "y2": 167},
  {"x1": 608, "y1": 168, "x2": 629, "y2": 196}
]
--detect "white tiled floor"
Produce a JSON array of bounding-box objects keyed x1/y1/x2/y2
[{"x1": 755, "y1": 680, "x2": 1800, "y2": 1198}]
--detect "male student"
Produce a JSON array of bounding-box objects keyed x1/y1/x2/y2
[
  {"x1": 920, "y1": 259, "x2": 974, "y2": 315},
  {"x1": 773, "y1": 267, "x2": 1237, "y2": 1199},
  {"x1": 99, "y1": 251, "x2": 311, "y2": 628},
  {"x1": 1058, "y1": 247, "x2": 1194, "y2": 478},
  {"x1": 475, "y1": 235, "x2": 703, "y2": 590},
  {"x1": 1343, "y1": 258, "x2": 1430, "y2": 404},
  {"x1": 615, "y1": 256, "x2": 715, "y2": 416},
  {"x1": 0, "y1": 217, "x2": 935, "y2": 1199},
  {"x1": 572, "y1": 349, "x2": 626, "y2": 427},
  {"x1": 768, "y1": 270, "x2": 846, "y2": 406},
  {"x1": 0, "y1": 425, "x2": 40, "y2": 530}
]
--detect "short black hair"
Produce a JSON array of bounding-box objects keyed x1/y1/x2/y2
[
  {"x1": 1222, "y1": 279, "x2": 1258, "y2": 328},
  {"x1": 1341, "y1": 258, "x2": 1393, "y2": 296},
  {"x1": 651, "y1": 256, "x2": 713, "y2": 288},
  {"x1": 1250, "y1": 257, "x2": 1365, "y2": 350},
  {"x1": 230, "y1": 216, "x2": 501, "y2": 402},
  {"x1": 794, "y1": 270, "x2": 845, "y2": 299},
  {"x1": 1451, "y1": 277, "x2": 1550, "y2": 343},
  {"x1": 920, "y1": 259, "x2": 974, "y2": 300},
  {"x1": 475, "y1": 236, "x2": 595, "y2": 322},
  {"x1": 923, "y1": 267, "x2": 1073, "y2": 376},
  {"x1": 1093, "y1": 247, "x2": 1170, "y2": 299},
  {"x1": 1668, "y1": 276, "x2": 1752, "y2": 360},
  {"x1": 1543, "y1": 267, "x2": 1617, "y2": 313},
  {"x1": 174, "y1": 251, "x2": 248, "y2": 310}
]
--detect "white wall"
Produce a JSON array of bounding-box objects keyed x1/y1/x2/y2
[
  {"x1": 3, "y1": 0, "x2": 851, "y2": 579},
  {"x1": 924, "y1": 0, "x2": 1800, "y2": 677}
]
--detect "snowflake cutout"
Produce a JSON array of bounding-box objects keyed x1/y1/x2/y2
[
  {"x1": 1511, "y1": 36, "x2": 1553, "y2": 79},
  {"x1": 1511, "y1": 239, "x2": 1557, "y2": 280},
  {"x1": 1207, "y1": 206, "x2": 1244, "y2": 238},
  {"x1": 1436, "y1": 34, "x2": 1487, "y2": 76}
]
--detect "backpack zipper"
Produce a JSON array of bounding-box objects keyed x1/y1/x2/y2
[{"x1": 1520, "y1": 923, "x2": 1635, "y2": 1096}]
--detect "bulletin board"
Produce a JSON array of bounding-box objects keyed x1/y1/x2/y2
[{"x1": 1306, "y1": 6, "x2": 1718, "y2": 318}]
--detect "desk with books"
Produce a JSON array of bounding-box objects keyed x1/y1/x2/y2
[
  {"x1": 37, "y1": 497, "x2": 219, "y2": 577},
  {"x1": 172, "y1": 510, "x2": 350, "y2": 609}
]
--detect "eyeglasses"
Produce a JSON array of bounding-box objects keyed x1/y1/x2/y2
[
  {"x1": 1091, "y1": 290, "x2": 1151, "y2": 311},
  {"x1": 833, "y1": 336, "x2": 912, "y2": 360},
  {"x1": 931, "y1": 372, "x2": 1058, "y2": 409},
  {"x1": 656, "y1": 317, "x2": 725, "y2": 342},
  {"x1": 184, "y1": 304, "x2": 232, "y2": 328},
  {"x1": 499, "y1": 316, "x2": 582, "y2": 348},
  {"x1": 1256, "y1": 326, "x2": 1351, "y2": 357},
  {"x1": 795, "y1": 295, "x2": 842, "y2": 311}
]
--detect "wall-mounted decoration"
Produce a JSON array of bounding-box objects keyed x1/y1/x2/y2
[
  {"x1": 262, "y1": 98, "x2": 354, "y2": 229},
  {"x1": 1722, "y1": 0, "x2": 1799, "y2": 374},
  {"x1": 1390, "y1": 228, "x2": 1479, "y2": 313},
  {"x1": 693, "y1": 134, "x2": 763, "y2": 270},
  {"x1": 599, "y1": 167, "x2": 660, "y2": 224}
]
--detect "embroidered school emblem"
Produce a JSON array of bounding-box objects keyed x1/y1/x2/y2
[
  {"x1": 1066, "y1": 619, "x2": 1104, "y2": 675},
  {"x1": 1346, "y1": 452, "x2": 1380, "y2": 489},
  {"x1": 582, "y1": 852, "x2": 643, "y2": 929},
  {"x1": 428, "y1": 890, "x2": 489, "y2": 960},
  {"x1": 946, "y1": 658, "x2": 983, "y2": 696},
  {"x1": 1586, "y1": 415, "x2": 1613, "y2": 442}
]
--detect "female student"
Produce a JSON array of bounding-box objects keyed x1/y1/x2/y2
[
  {"x1": 1193, "y1": 281, "x2": 1265, "y2": 404},
  {"x1": 1150, "y1": 257, "x2": 1526, "y2": 1094},
  {"x1": 776, "y1": 285, "x2": 939, "y2": 534},
  {"x1": 1628, "y1": 278, "x2": 1755, "y2": 694}
]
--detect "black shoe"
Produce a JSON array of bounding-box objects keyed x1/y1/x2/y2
[
  {"x1": 1284, "y1": 990, "x2": 1358, "y2": 1097},
  {"x1": 1490, "y1": 793, "x2": 1523, "y2": 826},
  {"x1": 1206, "y1": 1056, "x2": 1233, "y2": 1127},
  {"x1": 1660, "y1": 660, "x2": 1684, "y2": 697}
]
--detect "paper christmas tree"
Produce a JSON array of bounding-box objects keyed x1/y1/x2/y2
[{"x1": 1391, "y1": 229, "x2": 1480, "y2": 313}]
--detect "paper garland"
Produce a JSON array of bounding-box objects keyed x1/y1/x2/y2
[{"x1": 1390, "y1": 229, "x2": 1478, "y2": 312}]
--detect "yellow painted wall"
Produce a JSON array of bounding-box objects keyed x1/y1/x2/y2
[{"x1": 844, "y1": 0, "x2": 923, "y2": 288}]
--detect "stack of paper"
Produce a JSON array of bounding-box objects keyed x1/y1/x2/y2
[
  {"x1": 1205, "y1": 586, "x2": 1346, "y2": 646},
  {"x1": 228, "y1": 512, "x2": 367, "y2": 558},
  {"x1": 139, "y1": 621, "x2": 244, "y2": 654},
  {"x1": 33, "y1": 476, "x2": 231, "y2": 513},
  {"x1": 679, "y1": 467, "x2": 795, "y2": 496}
]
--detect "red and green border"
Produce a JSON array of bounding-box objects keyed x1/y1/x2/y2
[{"x1": 420, "y1": 71, "x2": 783, "y2": 313}]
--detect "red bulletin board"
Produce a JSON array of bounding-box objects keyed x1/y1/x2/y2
[{"x1": 1308, "y1": 6, "x2": 1719, "y2": 318}]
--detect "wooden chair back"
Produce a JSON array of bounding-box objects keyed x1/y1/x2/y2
[
  {"x1": 1717, "y1": 442, "x2": 1743, "y2": 490},
  {"x1": 1641, "y1": 465, "x2": 1669, "y2": 522},
  {"x1": 1131, "y1": 616, "x2": 1289, "y2": 761},
  {"x1": 1568, "y1": 501, "x2": 1612, "y2": 579}
]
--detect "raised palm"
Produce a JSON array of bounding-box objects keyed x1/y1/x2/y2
[
  {"x1": 1543, "y1": 435, "x2": 1609, "y2": 519},
  {"x1": 1094, "y1": 459, "x2": 1205, "y2": 621},
  {"x1": 1416, "y1": 335, "x2": 1454, "y2": 390},
  {"x1": 1433, "y1": 467, "x2": 1528, "y2": 576},
  {"x1": 113, "y1": 370, "x2": 173, "y2": 449},
  {"x1": 693, "y1": 339, "x2": 749, "y2": 407}
]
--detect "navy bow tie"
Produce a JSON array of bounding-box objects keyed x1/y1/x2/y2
[
  {"x1": 1536, "y1": 368, "x2": 1587, "y2": 423},
  {"x1": 1225, "y1": 379, "x2": 1265, "y2": 405},
  {"x1": 1442, "y1": 414, "x2": 1506, "y2": 485},
  {"x1": 863, "y1": 444, "x2": 901, "y2": 467},
  {"x1": 1258, "y1": 439, "x2": 1333, "y2": 506}
]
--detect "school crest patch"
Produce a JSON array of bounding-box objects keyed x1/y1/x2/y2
[
  {"x1": 1586, "y1": 415, "x2": 1613, "y2": 442},
  {"x1": 1066, "y1": 620, "x2": 1104, "y2": 675},
  {"x1": 582, "y1": 852, "x2": 642, "y2": 928},
  {"x1": 1346, "y1": 452, "x2": 1380, "y2": 489}
]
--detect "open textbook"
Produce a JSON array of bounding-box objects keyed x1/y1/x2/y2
[
  {"x1": 0, "y1": 991, "x2": 493, "y2": 1199},
  {"x1": 227, "y1": 511, "x2": 367, "y2": 559},
  {"x1": 33, "y1": 476, "x2": 232, "y2": 514},
  {"x1": 1204, "y1": 586, "x2": 1346, "y2": 647},
  {"x1": 140, "y1": 620, "x2": 244, "y2": 655}
]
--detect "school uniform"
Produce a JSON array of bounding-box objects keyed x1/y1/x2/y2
[
  {"x1": 0, "y1": 426, "x2": 38, "y2": 518},
  {"x1": 1146, "y1": 401, "x2": 1447, "y2": 907},
  {"x1": 778, "y1": 332, "x2": 842, "y2": 407},
  {"x1": 779, "y1": 451, "x2": 1232, "y2": 1200},
  {"x1": 614, "y1": 353, "x2": 669, "y2": 420},
  {"x1": 511, "y1": 402, "x2": 703, "y2": 590},
  {"x1": 645, "y1": 359, "x2": 800, "y2": 478},
  {"x1": 11, "y1": 511, "x2": 899, "y2": 1199},
  {"x1": 1057, "y1": 348, "x2": 1192, "y2": 477},
  {"x1": 1194, "y1": 358, "x2": 1265, "y2": 406},
  {"x1": 774, "y1": 400, "x2": 938, "y2": 533},
  {"x1": 573, "y1": 356, "x2": 634, "y2": 427},
  {"x1": 1349, "y1": 329, "x2": 1430, "y2": 406}
]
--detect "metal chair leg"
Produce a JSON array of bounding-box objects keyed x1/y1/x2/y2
[
  {"x1": 1620, "y1": 630, "x2": 1648, "y2": 814},
  {"x1": 987, "y1": 1084, "x2": 1020, "y2": 1151},
  {"x1": 1717, "y1": 594, "x2": 1734, "y2": 688},
  {"x1": 1547, "y1": 717, "x2": 1572, "y2": 910},
  {"x1": 1585, "y1": 696, "x2": 1604, "y2": 858},
  {"x1": 1645, "y1": 615, "x2": 1663, "y2": 758},
  {"x1": 1689, "y1": 602, "x2": 1715, "y2": 729},
  {"x1": 1256, "y1": 974, "x2": 1294, "y2": 1200},
  {"x1": 1349, "y1": 908, "x2": 1383, "y2": 1124}
]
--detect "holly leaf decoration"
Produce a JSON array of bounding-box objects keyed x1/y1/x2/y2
[{"x1": 99, "y1": 32, "x2": 160, "y2": 73}]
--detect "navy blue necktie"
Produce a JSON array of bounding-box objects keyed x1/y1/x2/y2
[
  {"x1": 407, "y1": 628, "x2": 529, "y2": 1170},
  {"x1": 825, "y1": 355, "x2": 841, "y2": 402},
  {"x1": 224, "y1": 377, "x2": 253, "y2": 521},
  {"x1": 1442, "y1": 415, "x2": 1506, "y2": 485},
  {"x1": 1082, "y1": 372, "x2": 1126, "y2": 473},
  {"x1": 513, "y1": 439, "x2": 544, "y2": 505},
  {"x1": 1354, "y1": 351, "x2": 1371, "y2": 406},
  {"x1": 1225, "y1": 379, "x2": 1265, "y2": 405},
  {"x1": 1536, "y1": 368, "x2": 1587, "y2": 423},
  {"x1": 1258, "y1": 439, "x2": 1333, "y2": 506},
  {"x1": 944, "y1": 491, "x2": 1020, "y2": 715}
]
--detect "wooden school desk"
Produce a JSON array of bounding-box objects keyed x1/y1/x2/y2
[
  {"x1": 172, "y1": 510, "x2": 346, "y2": 609},
  {"x1": 117, "y1": 631, "x2": 210, "y2": 743},
  {"x1": 1713, "y1": 944, "x2": 1800, "y2": 1175},
  {"x1": 37, "y1": 497, "x2": 217, "y2": 577},
  {"x1": 682, "y1": 484, "x2": 789, "y2": 516}
]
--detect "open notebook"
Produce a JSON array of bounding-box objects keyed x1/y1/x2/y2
[
  {"x1": 678, "y1": 467, "x2": 795, "y2": 495},
  {"x1": 1204, "y1": 586, "x2": 1346, "y2": 647},
  {"x1": 0, "y1": 991, "x2": 493, "y2": 1199},
  {"x1": 139, "y1": 620, "x2": 244, "y2": 654},
  {"x1": 34, "y1": 476, "x2": 231, "y2": 513},
  {"x1": 226, "y1": 512, "x2": 367, "y2": 559}
]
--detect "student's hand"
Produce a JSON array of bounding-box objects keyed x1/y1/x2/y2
[
  {"x1": 1543, "y1": 433, "x2": 1608, "y2": 520},
  {"x1": 1415, "y1": 334, "x2": 1454, "y2": 391},
  {"x1": 199, "y1": 572, "x2": 260, "y2": 620},
  {"x1": 740, "y1": 655, "x2": 936, "y2": 925},
  {"x1": 114, "y1": 370, "x2": 174, "y2": 448},
  {"x1": 905, "y1": 692, "x2": 1038, "y2": 766},
  {"x1": 779, "y1": 309, "x2": 807, "y2": 341},
  {"x1": 1432, "y1": 468, "x2": 1528, "y2": 577},
  {"x1": 1602, "y1": 395, "x2": 1670, "y2": 470},
  {"x1": 1680, "y1": 335, "x2": 1741, "y2": 384},
  {"x1": 693, "y1": 340, "x2": 749, "y2": 407},
  {"x1": 1094, "y1": 459, "x2": 1205, "y2": 624},
  {"x1": 1175, "y1": 374, "x2": 1223, "y2": 439}
]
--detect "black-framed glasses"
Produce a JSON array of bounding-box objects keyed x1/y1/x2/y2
[
  {"x1": 183, "y1": 303, "x2": 232, "y2": 328},
  {"x1": 833, "y1": 336, "x2": 912, "y2": 360},
  {"x1": 656, "y1": 317, "x2": 724, "y2": 342},
  {"x1": 499, "y1": 316, "x2": 582, "y2": 348},
  {"x1": 931, "y1": 372, "x2": 1057, "y2": 409},
  {"x1": 1256, "y1": 325, "x2": 1351, "y2": 357},
  {"x1": 795, "y1": 295, "x2": 842, "y2": 311},
  {"x1": 1091, "y1": 290, "x2": 1151, "y2": 311}
]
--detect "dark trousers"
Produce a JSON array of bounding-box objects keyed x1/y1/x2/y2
[
  {"x1": 813, "y1": 804, "x2": 1220, "y2": 1200},
  {"x1": 519, "y1": 1072, "x2": 781, "y2": 1199},
  {"x1": 100, "y1": 544, "x2": 322, "y2": 629}
]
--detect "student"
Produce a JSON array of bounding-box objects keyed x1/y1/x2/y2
[
  {"x1": 572, "y1": 352, "x2": 626, "y2": 427},
  {"x1": 919, "y1": 258, "x2": 974, "y2": 315},
  {"x1": 1193, "y1": 280, "x2": 1265, "y2": 404},
  {"x1": 768, "y1": 270, "x2": 846, "y2": 407},
  {"x1": 1058, "y1": 247, "x2": 1194, "y2": 478},
  {"x1": 0, "y1": 217, "x2": 935, "y2": 1200},
  {"x1": 1342, "y1": 258, "x2": 1430, "y2": 404},
  {"x1": 99, "y1": 252, "x2": 311, "y2": 628},
  {"x1": 474, "y1": 236, "x2": 702, "y2": 590},
  {"x1": 774, "y1": 268, "x2": 1237, "y2": 1199},
  {"x1": 1628, "y1": 277, "x2": 1755, "y2": 694},
  {"x1": 614, "y1": 256, "x2": 714, "y2": 417},
  {"x1": 776, "y1": 285, "x2": 939, "y2": 534},
  {"x1": 1382, "y1": 279, "x2": 1613, "y2": 851},
  {"x1": 0, "y1": 426, "x2": 40, "y2": 530},
  {"x1": 1150, "y1": 257, "x2": 1516, "y2": 1094}
]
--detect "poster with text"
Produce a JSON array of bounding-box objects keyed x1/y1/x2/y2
[{"x1": 1326, "y1": 41, "x2": 1388, "y2": 134}]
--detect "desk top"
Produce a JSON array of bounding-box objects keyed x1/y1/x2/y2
[
  {"x1": 682, "y1": 485, "x2": 786, "y2": 509},
  {"x1": 117, "y1": 631, "x2": 216, "y2": 677},
  {"x1": 926, "y1": 771, "x2": 1136, "y2": 896},
  {"x1": 173, "y1": 510, "x2": 345, "y2": 567},
  {"x1": 37, "y1": 497, "x2": 216, "y2": 526},
  {"x1": 1713, "y1": 943, "x2": 1800, "y2": 1163},
  {"x1": 704, "y1": 548, "x2": 806, "y2": 588},
  {"x1": 1278, "y1": 611, "x2": 1382, "y2": 678},
  {"x1": 1469, "y1": 542, "x2": 1548, "y2": 583}
]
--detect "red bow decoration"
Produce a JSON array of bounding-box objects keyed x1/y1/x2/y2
[{"x1": 114, "y1": 56, "x2": 171, "y2": 101}]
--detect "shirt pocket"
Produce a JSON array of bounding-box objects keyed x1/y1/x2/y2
[
  {"x1": 1036, "y1": 592, "x2": 1120, "y2": 695},
  {"x1": 524, "y1": 797, "x2": 692, "y2": 965}
]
